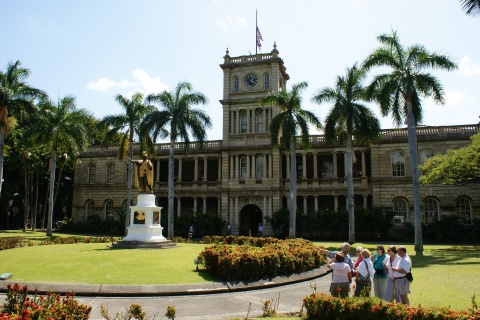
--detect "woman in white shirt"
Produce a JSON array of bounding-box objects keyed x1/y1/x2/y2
[
  {"x1": 354, "y1": 248, "x2": 375, "y2": 297},
  {"x1": 383, "y1": 245, "x2": 402, "y2": 303},
  {"x1": 327, "y1": 252, "x2": 352, "y2": 298}
]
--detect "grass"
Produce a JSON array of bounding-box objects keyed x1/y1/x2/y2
[{"x1": 1, "y1": 231, "x2": 479, "y2": 311}]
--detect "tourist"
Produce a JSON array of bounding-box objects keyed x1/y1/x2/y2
[
  {"x1": 257, "y1": 223, "x2": 263, "y2": 237},
  {"x1": 354, "y1": 248, "x2": 375, "y2": 297},
  {"x1": 383, "y1": 245, "x2": 402, "y2": 303},
  {"x1": 189, "y1": 224, "x2": 194, "y2": 239},
  {"x1": 227, "y1": 224, "x2": 231, "y2": 235},
  {"x1": 372, "y1": 245, "x2": 387, "y2": 299},
  {"x1": 353, "y1": 246, "x2": 364, "y2": 271},
  {"x1": 319, "y1": 242, "x2": 354, "y2": 271},
  {"x1": 327, "y1": 252, "x2": 352, "y2": 298},
  {"x1": 392, "y1": 246, "x2": 412, "y2": 305},
  {"x1": 278, "y1": 224, "x2": 284, "y2": 239}
]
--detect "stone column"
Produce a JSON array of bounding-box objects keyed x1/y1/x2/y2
[
  {"x1": 178, "y1": 158, "x2": 183, "y2": 181},
  {"x1": 263, "y1": 154, "x2": 267, "y2": 178},
  {"x1": 177, "y1": 198, "x2": 181, "y2": 217},
  {"x1": 235, "y1": 197, "x2": 239, "y2": 224},
  {"x1": 231, "y1": 111, "x2": 234, "y2": 134},
  {"x1": 262, "y1": 108, "x2": 266, "y2": 132},
  {"x1": 263, "y1": 197, "x2": 267, "y2": 220},
  {"x1": 302, "y1": 153, "x2": 307, "y2": 179},
  {"x1": 194, "y1": 157, "x2": 198, "y2": 181},
  {"x1": 314, "y1": 196, "x2": 319, "y2": 213},
  {"x1": 156, "y1": 159, "x2": 160, "y2": 182},
  {"x1": 362, "y1": 150, "x2": 367, "y2": 176},
  {"x1": 230, "y1": 156, "x2": 234, "y2": 179},
  {"x1": 363, "y1": 195, "x2": 368, "y2": 209},
  {"x1": 203, "y1": 197, "x2": 207, "y2": 214},
  {"x1": 235, "y1": 155, "x2": 239, "y2": 179},
  {"x1": 303, "y1": 196, "x2": 308, "y2": 214},
  {"x1": 218, "y1": 157, "x2": 221, "y2": 181},
  {"x1": 252, "y1": 154, "x2": 256, "y2": 179},
  {"x1": 246, "y1": 155, "x2": 250, "y2": 179},
  {"x1": 269, "y1": 197, "x2": 273, "y2": 218},
  {"x1": 218, "y1": 198, "x2": 221, "y2": 217},
  {"x1": 333, "y1": 152, "x2": 338, "y2": 178},
  {"x1": 334, "y1": 196, "x2": 338, "y2": 212},
  {"x1": 193, "y1": 198, "x2": 197, "y2": 214},
  {"x1": 235, "y1": 110, "x2": 240, "y2": 134},
  {"x1": 246, "y1": 108, "x2": 250, "y2": 133},
  {"x1": 313, "y1": 153, "x2": 318, "y2": 179},
  {"x1": 286, "y1": 155, "x2": 290, "y2": 178},
  {"x1": 229, "y1": 198, "x2": 233, "y2": 224},
  {"x1": 204, "y1": 157, "x2": 208, "y2": 182},
  {"x1": 344, "y1": 152, "x2": 347, "y2": 176},
  {"x1": 269, "y1": 154, "x2": 272, "y2": 178}
]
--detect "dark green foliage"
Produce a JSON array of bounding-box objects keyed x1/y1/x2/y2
[
  {"x1": 57, "y1": 215, "x2": 125, "y2": 235},
  {"x1": 173, "y1": 213, "x2": 225, "y2": 238}
]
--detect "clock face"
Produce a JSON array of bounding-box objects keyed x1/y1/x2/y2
[{"x1": 244, "y1": 73, "x2": 259, "y2": 87}]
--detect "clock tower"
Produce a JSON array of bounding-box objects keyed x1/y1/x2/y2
[{"x1": 219, "y1": 43, "x2": 290, "y2": 235}]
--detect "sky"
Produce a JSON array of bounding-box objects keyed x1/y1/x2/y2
[{"x1": 2, "y1": 0, "x2": 479, "y2": 141}]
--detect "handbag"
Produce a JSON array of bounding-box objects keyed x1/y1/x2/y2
[
  {"x1": 357, "y1": 261, "x2": 371, "y2": 285},
  {"x1": 406, "y1": 271, "x2": 413, "y2": 282},
  {"x1": 375, "y1": 268, "x2": 385, "y2": 276}
]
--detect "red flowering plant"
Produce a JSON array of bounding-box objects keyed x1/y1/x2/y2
[
  {"x1": 197, "y1": 238, "x2": 325, "y2": 281},
  {"x1": 0, "y1": 283, "x2": 92, "y2": 320}
]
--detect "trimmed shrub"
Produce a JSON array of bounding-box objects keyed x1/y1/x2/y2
[
  {"x1": 302, "y1": 293, "x2": 480, "y2": 320},
  {"x1": 197, "y1": 237, "x2": 325, "y2": 281}
]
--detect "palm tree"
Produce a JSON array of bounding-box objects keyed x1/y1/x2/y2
[
  {"x1": 142, "y1": 82, "x2": 211, "y2": 239},
  {"x1": 98, "y1": 93, "x2": 155, "y2": 234},
  {"x1": 460, "y1": 0, "x2": 480, "y2": 17},
  {"x1": 312, "y1": 63, "x2": 380, "y2": 243},
  {"x1": 363, "y1": 30, "x2": 457, "y2": 252},
  {"x1": 0, "y1": 60, "x2": 46, "y2": 197},
  {"x1": 36, "y1": 95, "x2": 91, "y2": 236},
  {"x1": 260, "y1": 82, "x2": 322, "y2": 239}
]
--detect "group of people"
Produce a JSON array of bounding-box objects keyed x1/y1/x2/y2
[{"x1": 320, "y1": 243, "x2": 412, "y2": 305}]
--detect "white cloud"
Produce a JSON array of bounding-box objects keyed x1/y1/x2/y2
[
  {"x1": 215, "y1": 15, "x2": 247, "y2": 29},
  {"x1": 457, "y1": 55, "x2": 480, "y2": 77},
  {"x1": 86, "y1": 69, "x2": 168, "y2": 94},
  {"x1": 445, "y1": 90, "x2": 473, "y2": 106}
]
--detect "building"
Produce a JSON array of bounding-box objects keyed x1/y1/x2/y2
[{"x1": 72, "y1": 45, "x2": 480, "y2": 235}]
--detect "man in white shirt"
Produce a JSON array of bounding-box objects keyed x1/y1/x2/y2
[
  {"x1": 392, "y1": 246, "x2": 412, "y2": 305},
  {"x1": 319, "y1": 242, "x2": 354, "y2": 272}
]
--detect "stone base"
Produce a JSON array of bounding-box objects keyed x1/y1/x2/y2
[
  {"x1": 111, "y1": 239, "x2": 176, "y2": 249},
  {"x1": 123, "y1": 225, "x2": 166, "y2": 242}
]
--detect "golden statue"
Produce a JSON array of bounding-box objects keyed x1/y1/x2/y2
[{"x1": 130, "y1": 151, "x2": 154, "y2": 193}]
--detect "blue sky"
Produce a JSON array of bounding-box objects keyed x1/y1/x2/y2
[{"x1": 2, "y1": 0, "x2": 479, "y2": 141}]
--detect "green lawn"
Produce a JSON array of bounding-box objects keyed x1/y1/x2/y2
[{"x1": 1, "y1": 231, "x2": 479, "y2": 311}]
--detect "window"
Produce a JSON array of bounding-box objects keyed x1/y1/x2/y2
[
  {"x1": 85, "y1": 200, "x2": 95, "y2": 220},
  {"x1": 393, "y1": 198, "x2": 408, "y2": 222},
  {"x1": 233, "y1": 76, "x2": 239, "y2": 92},
  {"x1": 456, "y1": 197, "x2": 472, "y2": 224},
  {"x1": 420, "y1": 149, "x2": 435, "y2": 164},
  {"x1": 87, "y1": 163, "x2": 96, "y2": 184},
  {"x1": 255, "y1": 112, "x2": 264, "y2": 132},
  {"x1": 264, "y1": 73, "x2": 270, "y2": 89},
  {"x1": 424, "y1": 198, "x2": 439, "y2": 224},
  {"x1": 240, "y1": 113, "x2": 247, "y2": 133},
  {"x1": 106, "y1": 163, "x2": 115, "y2": 184},
  {"x1": 391, "y1": 151, "x2": 405, "y2": 177},
  {"x1": 322, "y1": 161, "x2": 334, "y2": 179},
  {"x1": 240, "y1": 157, "x2": 247, "y2": 179},
  {"x1": 256, "y1": 156, "x2": 264, "y2": 179},
  {"x1": 104, "y1": 199, "x2": 114, "y2": 220}
]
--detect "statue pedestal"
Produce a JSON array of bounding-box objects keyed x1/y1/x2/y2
[{"x1": 113, "y1": 194, "x2": 176, "y2": 249}]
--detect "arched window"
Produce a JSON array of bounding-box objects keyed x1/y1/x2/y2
[
  {"x1": 420, "y1": 149, "x2": 436, "y2": 164},
  {"x1": 456, "y1": 197, "x2": 472, "y2": 224},
  {"x1": 233, "y1": 76, "x2": 239, "y2": 92},
  {"x1": 264, "y1": 73, "x2": 270, "y2": 89},
  {"x1": 104, "y1": 199, "x2": 114, "y2": 220},
  {"x1": 106, "y1": 163, "x2": 115, "y2": 184},
  {"x1": 322, "y1": 161, "x2": 333, "y2": 179},
  {"x1": 391, "y1": 151, "x2": 405, "y2": 177},
  {"x1": 256, "y1": 156, "x2": 264, "y2": 179},
  {"x1": 424, "y1": 197, "x2": 439, "y2": 224},
  {"x1": 85, "y1": 199, "x2": 95, "y2": 220},
  {"x1": 240, "y1": 113, "x2": 247, "y2": 133},
  {"x1": 240, "y1": 157, "x2": 247, "y2": 179},
  {"x1": 393, "y1": 198, "x2": 408, "y2": 223},
  {"x1": 87, "y1": 163, "x2": 96, "y2": 184},
  {"x1": 255, "y1": 112, "x2": 264, "y2": 132}
]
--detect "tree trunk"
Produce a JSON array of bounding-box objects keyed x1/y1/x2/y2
[
  {"x1": 32, "y1": 172, "x2": 39, "y2": 232},
  {"x1": 53, "y1": 163, "x2": 65, "y2": 206},
  {"x1": 41, "y1": 183, "x2": 49, "y2": 230},
  {"x1": 23, "y1": 166, "x2": 29, "y2": 232},
  {"x1": 126, "y1": 127, "x2": 135, "y2": 236},
  {"x1": 289, "y1": 136, "x2": 297, "y2": 239},
  {"x1": 46, "y1": 147, "x2": 57, "y2": 236},
  {"x1": 167, "y1": 136, "x2": 175, "y2": 238},
  {"x1": 0, "y1": 125, "x2": 5, "y2": 200},
  {"x1": 346, "y1": 135, "x2": 355, "y2": 243},
  {"x1": 406, "y1": 100, "x2": 423, "y2": 252}
]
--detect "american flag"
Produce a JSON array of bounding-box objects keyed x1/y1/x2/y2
[{"x1": 256, "y1": 26, "x2": 263, "y2": 51}]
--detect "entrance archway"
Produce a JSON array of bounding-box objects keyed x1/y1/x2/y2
[{"x1": 239, "y1": 204, "x2": 262, "y2": 236}]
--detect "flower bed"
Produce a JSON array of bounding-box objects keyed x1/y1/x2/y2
[
  {"x1": 302, "y1": 293, "x2": 480, "y2": 320},
  {"x1": 197, "y1": 237, "x2": 325, "y2": 281}
]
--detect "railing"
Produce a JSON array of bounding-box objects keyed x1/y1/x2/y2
[
  {"x1": 230, "y1": 53, "x2": 276, "y2": 64},
  {"x1": 379, "y1": 124, "x2": 479, "y2": 139}
]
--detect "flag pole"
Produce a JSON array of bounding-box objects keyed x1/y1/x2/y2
[{"x1": 256, "y1": 9, "x2": 258, "y2": 55}]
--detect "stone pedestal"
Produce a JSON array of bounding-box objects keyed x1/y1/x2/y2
[{"x1": 112, "y1": 194, "x2": 176, "y2": 249}]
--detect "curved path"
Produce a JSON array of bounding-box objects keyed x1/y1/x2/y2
[{"x1": 0, "y1": 266, "x2": 331, "y2": 320}]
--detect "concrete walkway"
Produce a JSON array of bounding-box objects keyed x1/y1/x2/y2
[{"x1": 0, "y1": 266, "x2": 332, "y2": 319}]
